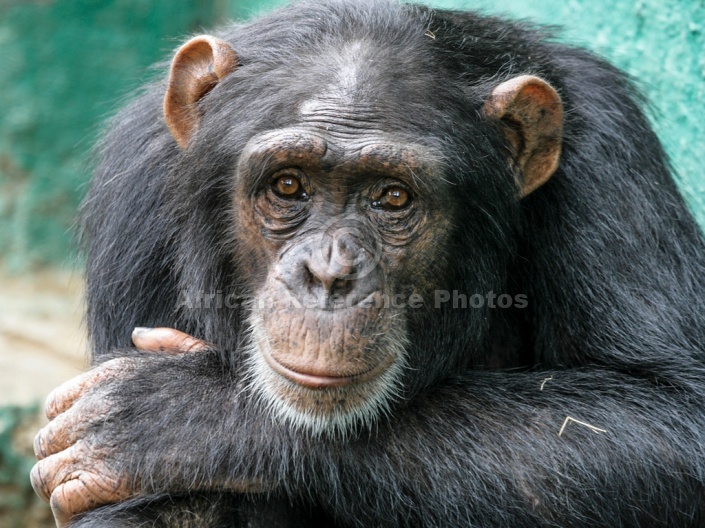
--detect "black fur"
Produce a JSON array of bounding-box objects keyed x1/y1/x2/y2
[{"x1": 78, "y1": 1, "x2": 705, "y2": 526}]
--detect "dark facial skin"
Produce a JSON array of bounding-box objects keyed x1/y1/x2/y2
[{"x1": 235, "y1": 126, "x2": 453, "y2": 429}]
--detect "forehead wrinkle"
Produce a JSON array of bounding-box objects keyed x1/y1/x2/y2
[{"x1": 300, "y1": 39, "x2": 382, "y2": 124}]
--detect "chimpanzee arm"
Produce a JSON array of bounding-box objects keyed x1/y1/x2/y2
[
  {"x1": 33, "y1": 346, "x2": 705, "y2": 527},
  {"x1": 33, "y1": 345, "x2": 343, "y2": 528},
  {"x1": 309, "y1": 369, "x2": 705, "y2": 527}
]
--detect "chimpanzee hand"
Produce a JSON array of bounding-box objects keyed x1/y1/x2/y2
[{"x1": 30, "y1": 328, "x2": 219, "y2": 527}]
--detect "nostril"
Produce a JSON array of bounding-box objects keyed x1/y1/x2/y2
[
  {"x1": 301, "y1": 259, "x2": 356, "y2": 299},
  {"x1": 303, "y1": 264, "x2": 317, "y2": 290},
  {"x1": 302, "y1": 260, "x2": 335, "y2": 295},
  {"x1": 330, "y1": 277, "x2": 354, "y2": 298}
]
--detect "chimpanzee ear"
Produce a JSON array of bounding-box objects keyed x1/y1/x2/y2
[
  {"x1": 483, "y1": 75, "x2": 563, "y2": 197},
  {"x1": 164, "y1": 35, "x2": 239, "y2": 149}
]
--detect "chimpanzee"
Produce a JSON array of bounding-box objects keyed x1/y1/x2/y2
[{"x1": 31, "y1": 0, "x2": 705, "y2": 526}]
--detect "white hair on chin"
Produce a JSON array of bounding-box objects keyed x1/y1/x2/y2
[{"x1": 243, "y1": 311, "x2": 409, "y2": 438}]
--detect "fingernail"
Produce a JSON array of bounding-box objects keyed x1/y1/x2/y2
[
  {"x1": 33, "y1": 430, "x2": 43, "y2": 459},
  {"x1": 132, "y1": 327, "x2": 152, "y2": 335}
]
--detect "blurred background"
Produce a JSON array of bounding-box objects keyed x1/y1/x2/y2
[{"x1": 0, "y1": 0, "x2": 703, "y2": 525}]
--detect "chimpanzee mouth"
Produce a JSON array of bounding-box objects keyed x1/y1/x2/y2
[
  {"x1": 260, "y1": 346, "x2": 396, "y2": 389},
  {"x1": 247, "y1": 310, "x2": 409, "y2": 434}
]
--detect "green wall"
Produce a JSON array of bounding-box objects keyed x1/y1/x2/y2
[
  {"x1": 1, "y1": 0, "x2": 703, "y2": 269},
  {"x1": 0, "y1": 1, "x2": 216, "y2": 269}
]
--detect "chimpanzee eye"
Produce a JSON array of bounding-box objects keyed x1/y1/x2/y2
[
  {"x1": 272, "y1": 174, "x2": 307, "y2": 200},
  {"x1": 373, "y1": 187, "x2": 411, "y2": 210}
]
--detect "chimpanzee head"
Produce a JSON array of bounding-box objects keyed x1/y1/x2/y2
[{"x1": 164, "y1": 4, "x2": 562, "y2": 434}]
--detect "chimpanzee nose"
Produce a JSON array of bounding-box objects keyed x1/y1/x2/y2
[
  {"x1": 276, "y1": 231, "x2": 379, "y2": 307},
  {"x1": 302, "y1": 234, "x2": 359, "y2": 298}
]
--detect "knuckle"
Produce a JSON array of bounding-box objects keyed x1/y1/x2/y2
[
  {"x1": 98, "y1": 357, "x2": 135, "y2": 377},
  {"x1": 34, "y1": 415, "x2": 79, "y2": 460},
  {"x1": 83, "y1": 472, "x2": 115, "y2": 501},
  {"x1": 184, "y1": 337, "x2": 208, "y2": 351},
  {"x1": 101, "y1": 357, "x2": 130, "y2": 369},
  {"x1": 45, "y1": 374, "x2": 90, "y2": 419},
  {"x1": 99, "y1": 358, "x2": 123, "y2": 369},
  {"x1": 50, "y1": 471, "x2": 124, "y2": 521}
]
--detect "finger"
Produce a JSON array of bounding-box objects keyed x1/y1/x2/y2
[
  {"x1": 45, "y1": 358, "x2": 132, "y2": 419},
  {"x1": 34, "y1": 409, "x2": 87, "y2": 460},
  {"x1": 31, "y1": 443, "x2": 81, "y2": 502},
  {"x1": 51, "y1": 479, "x2": 86, "y2": 528},
  {"x1": 30, "y1": 459, "x2": 52, "y2": 502},
  {"x1": 50, "y1": 473, "x2": 126, "y2": 528},
  {"x1": 132, "y1": 327, "x2": 209, "y2": 353}
]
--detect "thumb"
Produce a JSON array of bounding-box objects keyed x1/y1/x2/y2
[{"x1": 131, "y1": 327, "x2": 209, "y2": 354}]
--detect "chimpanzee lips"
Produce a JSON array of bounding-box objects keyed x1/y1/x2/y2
[{"x1": 261, "y1": 346, "x2": 396, "y2": 389}]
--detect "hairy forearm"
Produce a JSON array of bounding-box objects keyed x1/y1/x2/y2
[
  {"x1": 40, "y1": 344, "x2": 705, "y2": 527},
  {"x1": 97, "y1": 349, "x2": 292, "y2": 494},
  {"x1": 113, "y1": 355, "x2": 705, "y2": 527},
  {"x1": 307, "y1": 370, "x2": 705, "y2": 527}
]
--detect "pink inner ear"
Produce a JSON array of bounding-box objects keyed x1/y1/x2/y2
[
  {"x1": 163, "y1": 36, "x2": 238, "y2": 149},
  {"x1": 484, "y1": 75, "x2": 563, "y2": 197}
]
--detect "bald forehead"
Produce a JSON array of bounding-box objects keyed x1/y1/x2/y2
[{"x1": 297, "y1": 39, "x2": 390, "y2": 129}]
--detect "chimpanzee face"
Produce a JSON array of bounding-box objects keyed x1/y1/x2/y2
[{"x1": 234, "y1": 125, "x2": 453, "y2": 433}]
